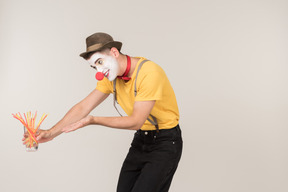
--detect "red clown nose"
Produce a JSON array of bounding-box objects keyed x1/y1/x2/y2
[{"x1": 95, "y1": 72, "x2": 104, "y2": 81}]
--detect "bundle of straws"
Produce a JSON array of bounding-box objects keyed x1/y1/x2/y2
[{"x1": 12, "y1": 111, "x2": 48, "y2": 148}]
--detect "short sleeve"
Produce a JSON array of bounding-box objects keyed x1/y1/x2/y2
[{"x1": 95, "y1": 77, "x2": 113, "y2": 94}]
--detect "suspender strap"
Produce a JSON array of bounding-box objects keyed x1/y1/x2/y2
[
  {"x1": 113, "y1": 59, "x2": 159, "y2": 131},
  {"x1": 113, "y1": 79, "x2": 122, "y2": 116},
  {"x1": 134, "y1": 60, "x2": 148, "y2": 97},
  {"x1": 147, "y1": 114, "x2": 159, "y2": 131}
]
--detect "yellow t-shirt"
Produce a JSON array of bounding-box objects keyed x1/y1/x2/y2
[{"x1": 96, "y1": 57, "x2": 179, "y2": 130}]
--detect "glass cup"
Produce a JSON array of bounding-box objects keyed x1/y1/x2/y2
[{"x1": 24, "y1": 126, "x2": 38, "y2": 152}]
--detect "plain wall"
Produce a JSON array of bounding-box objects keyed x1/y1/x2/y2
[{"x1": 1, "y1": 0, "x2": 287, "y2": 191}]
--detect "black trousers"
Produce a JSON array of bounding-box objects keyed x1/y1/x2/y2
[{"x1": 117, "y1": 125, "x2": 183, "y2": 192}]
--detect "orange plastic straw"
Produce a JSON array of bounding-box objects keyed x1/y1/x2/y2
[{"x1": 12, "y1": 111, "x2": 48, "y2": 148}]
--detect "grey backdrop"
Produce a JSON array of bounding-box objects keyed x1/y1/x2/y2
[{"x1": 1, "y1": 0, "x2": 287, "y2": 191}]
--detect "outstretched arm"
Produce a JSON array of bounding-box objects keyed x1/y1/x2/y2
[
  {"x1": 34, "y1": 89, "x2": 109, "y2": 143},
  {"x1": 62, "y1": 100, "x2": 156, "y2": 132}
]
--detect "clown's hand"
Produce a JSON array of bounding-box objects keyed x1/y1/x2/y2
[{"x1": 62, "y1": 115, "x2": 93, "y2": 133}]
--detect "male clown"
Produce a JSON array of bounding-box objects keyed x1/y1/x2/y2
[{"x1": 28, "y1": 32, "x2": 183, "y2": 192}]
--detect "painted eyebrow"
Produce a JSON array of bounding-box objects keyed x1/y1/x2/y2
[{"x1": 94, "y1": 58, "x2": 102, "y2": 64}]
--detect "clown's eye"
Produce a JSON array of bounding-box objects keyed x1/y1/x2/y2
[{"x1": 98, "y1": 60, "x2": 103, "y2": 65}]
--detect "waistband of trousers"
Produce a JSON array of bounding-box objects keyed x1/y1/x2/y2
[{"x1": 136, "y1": 124, "x2": 180, "y2": 135}]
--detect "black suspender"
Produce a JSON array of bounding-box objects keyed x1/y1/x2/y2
[{"x1": 113, "y1": 60, "x2": 159, "y2": 131}]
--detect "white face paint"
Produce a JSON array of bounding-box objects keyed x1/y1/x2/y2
[{"x1": 88, "y1": 52, "x2": 120, "y2": 81}]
